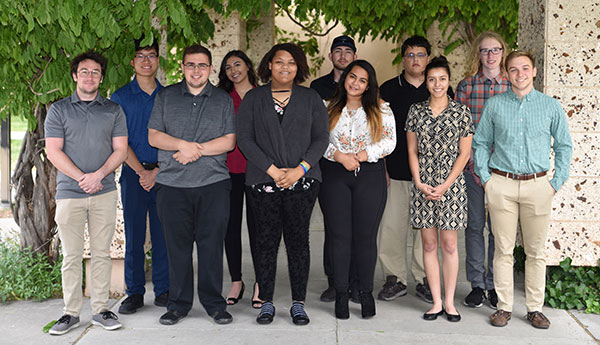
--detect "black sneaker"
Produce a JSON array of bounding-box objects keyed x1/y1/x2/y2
[
  {"x1": 319, "y1": 286, "x2": 336, "y2": 302},
  {"x1": 118, "y1": 294, "x2": 144, "y2": 314},
  {"x1": 256, "y1": 302, "x2": 276, "y2": 324},
  {"x1": 349, "y1": 287, "x2": 360, "y2": 304},
  {"x1": 290, "y1": 302, "x2": 310, "y2": 325},
  {"x1": 415, "y1": 279, "x2": 433, "y2": 304},
  {"x1": 211, "y1": 310, "x2": 233, "y2": 325},
  {"x1": 464, "y1": 287, "x2": 485, "y2": 308},
  {"x1": 159, "y1": 310, "x2": 186, "y2": 325},
  {"x1": 154, "y1": 291, "x2": 169, "y2": 307},
  {"x1": 487, "y1": 289, "x2": 498, "y2": 309},
  {"x1": 377, "y1": 276, "x2": 407, "y2": 301}
]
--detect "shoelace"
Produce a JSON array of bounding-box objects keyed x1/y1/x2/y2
[
  {"x1": 100, "y1": 311, "x2": 119, "y2": 320},
  {"x1": 57, "y1": 315, "x2": 73, "y2": 324},
  {"x1": 259, "y1": 302, "x2": 275, "y2": 316},
  {"x1": 290, "y1": 302, "x2": 307, "y2": 318}
]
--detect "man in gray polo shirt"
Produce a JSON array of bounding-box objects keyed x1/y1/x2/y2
[
  {"x1": 148, "y1": 44, "x2": 236, "y2": 326},
  {"x1": 45, "y1": 51, "x2": 128, "y2": 335}
]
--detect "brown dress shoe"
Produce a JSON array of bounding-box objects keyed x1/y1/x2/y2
[
  {"x1": 490, "y1": 310, "x2": 512, "y2": 327},
  {"x1": 527, "y1": 311, "x2": 551, "y2": 329}
]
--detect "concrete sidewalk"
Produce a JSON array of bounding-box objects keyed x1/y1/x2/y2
[{"x1": 1, "y1": 210, "x2": 599, "y2": 344}]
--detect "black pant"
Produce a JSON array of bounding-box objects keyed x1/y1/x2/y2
[
  {"x1": 319, "y1": 159, "x2": 387, "y2": 292},
  {"x1": 224, "y1": 173, "x2": 258, "y2": 282},
  {"x1": 155, "y1": 180, "x2": 230, "y2": 315},
  {"x1": 247, "y1": 183, "x2": 320, "y2": 302}
]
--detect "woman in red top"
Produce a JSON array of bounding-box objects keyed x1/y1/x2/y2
[{"x1": 217, "y1": 50, "x2": 261, "y2": 308}]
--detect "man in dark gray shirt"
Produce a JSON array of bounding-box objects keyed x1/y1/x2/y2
[
  {"x1": 148, "y1": 44, "x2": 236, "y2": 326},
  {"x1": 45, "y1": 51, "x2": 128, "y2": 335}
]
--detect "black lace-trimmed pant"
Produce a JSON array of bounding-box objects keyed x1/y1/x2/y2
[{"x1": 246, "y1": 183, "x2": 320, "y2": 302}]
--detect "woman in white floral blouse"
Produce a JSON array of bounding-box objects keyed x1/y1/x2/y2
[{"x1": 319, "y1": 59, "x2": 396, "y2": 320}]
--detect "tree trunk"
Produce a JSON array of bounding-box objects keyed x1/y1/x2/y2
[{"x1": 11, "y1": 102, "x2": 58, "y2": 261}]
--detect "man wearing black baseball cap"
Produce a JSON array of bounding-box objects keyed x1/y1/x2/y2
[
  {"x1": 310, "y1": 35, "x2": 357, "y2": 100},
  {"x1": 310, "y1": 35, "x2": 357, "y2": 303}
]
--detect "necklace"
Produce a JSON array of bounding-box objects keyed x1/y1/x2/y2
[
  {"x1": 272, "y1": 89, "x2": 291, "y2": 93},
  {"x1": 273, "y1": 96, "x2": 290, "y2": 107}
]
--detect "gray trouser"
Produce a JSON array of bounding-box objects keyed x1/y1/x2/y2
[{"x1": 464, "y1": 171, "x2": 495, "y2": 290}]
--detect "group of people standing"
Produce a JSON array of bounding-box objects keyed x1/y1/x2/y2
[{"x1": 45, "y1": 28, "x2": 571, "y2": 336}]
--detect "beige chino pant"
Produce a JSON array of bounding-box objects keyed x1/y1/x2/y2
[
  {"x1": 486, "y1": 173, "x2": 554, "y2": 312},
  {"x1": 377, "y1": 179, "x2": 426, "y2": 285},
  {"x1": 55, "y1": 190, "x2": 117, "y2": 316}
]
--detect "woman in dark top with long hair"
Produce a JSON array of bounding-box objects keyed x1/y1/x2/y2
[
  {"x1": 217, "y1": 50, "x2": 262, "y2": 309},
  {"x1": 320, "y1": 60, "x2": 396, "y2": 319},
  {"x1": 237, "y1": 43, "x2": 329, "y2": 326}
]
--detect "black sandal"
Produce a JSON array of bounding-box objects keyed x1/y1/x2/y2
[
  {"x1": 252, "y1": 282, "x2": 263, "y2": 309},
  {"x1": 226, "y1": 281, "x2": 245, "y2": 305}
]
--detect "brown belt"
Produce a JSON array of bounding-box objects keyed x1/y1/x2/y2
[{"x1": 491, "y1": 168, "x2": 547, "y2": 181}]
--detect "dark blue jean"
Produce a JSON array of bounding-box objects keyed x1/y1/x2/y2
[{"x1": 120, "y1": 164, "x2": 169, "y2": 297}]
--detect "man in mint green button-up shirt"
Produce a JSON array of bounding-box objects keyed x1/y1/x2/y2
[{"x1": 473, "y1": 51, "x2": 572, "y2": 329}]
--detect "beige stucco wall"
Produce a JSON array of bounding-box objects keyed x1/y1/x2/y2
[{"x1": 520, "y1": 0, "x2": 600, "y2": 265}]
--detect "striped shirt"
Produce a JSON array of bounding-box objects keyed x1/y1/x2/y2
[
  {"x1": 455, "y1": 72, "x2": 511, "y2": 127},
  {"x1": 473, "y1": 88, "x2": 572, "y2": 191}
]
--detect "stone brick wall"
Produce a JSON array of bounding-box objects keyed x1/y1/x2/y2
[{"x1": 520, "y1": 0, "x2": 600, "y2": 265}]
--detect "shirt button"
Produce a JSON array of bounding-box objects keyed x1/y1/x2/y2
[{"x1": 193, "y1": 103, "x2": 197, "y2": 106}]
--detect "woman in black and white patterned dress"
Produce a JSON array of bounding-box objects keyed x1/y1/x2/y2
[{"x1": 406, "y1": 56, "x2": 473, "y2": 322}]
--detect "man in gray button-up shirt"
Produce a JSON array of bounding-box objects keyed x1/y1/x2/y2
[
  {"x1": 45, "y1": 51, "x2": 128, "y2": 335},
  {"x1": 148, "y1": 44, "x2": 236, "y2": 326}
]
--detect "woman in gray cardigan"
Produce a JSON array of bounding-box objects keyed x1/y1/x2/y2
[{"x1": 237, "y1": 43, "x2": 329, "y2": 326}]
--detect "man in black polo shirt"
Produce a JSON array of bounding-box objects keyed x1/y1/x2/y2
[
  {"x1": 148, "y1": 44, "x2": 236, "y2": 326},
  {"x1": 311, "y1": 35, "x2": 357, "y2": 302},
  {"x1": 310, "y1": 35, "x2": 357, "y2": 100},
  {"x1": 377, "y1": 36, "x2": 454, "y2": 304}
]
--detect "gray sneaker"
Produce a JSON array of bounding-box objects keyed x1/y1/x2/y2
[
  {"x1": 92, "y1": 311, "x2": 122, "y2": 331},
  {"x1": 49, "y1": 314, "x2": 80, "y2": 335}
]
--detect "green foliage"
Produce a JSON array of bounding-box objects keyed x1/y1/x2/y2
[
  {"x1": 270, "y1": 0, "x2": 518, "y2": 64},
  {"x1": 0, "y1": 0, "x2": 223, "y2": 124},
  {"x1": 513, "y1": 245, "x2": 525, "y2": 273},
  {"x1": 0, "y1": 241, "x2": 62, "y2": 302},
  {"x1": 546, "y1": 258, "x2": 600, "y2": 314}
]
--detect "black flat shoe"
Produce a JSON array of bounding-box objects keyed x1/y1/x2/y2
[
  {"x1": 335, "y1": 292, "x2": 350, "y2": 319},
  {"x1": 251, "y1": 282, "x2": 263, "y2": 309},
  {"x1": 359, "y1": 291, "x2": 376, "y2": 319},
  {"x1": 154, "y1": 291, "x2": 169, "y2": 307},
  {"x1": 446, "y1": 309, "x2": 461, "y2": 322},
  {"x1": 226, "y1": 282, "x2": 245, "y2": 305},
  {"x1": 423, "y1": 309, "x2": 444, "y2": 321},
  {"x1": 159, "y1": 310, "x2": 186, "y2": 325},
  {"x1": 256, "y1": 302, "x2": 275, "y2": 324}
]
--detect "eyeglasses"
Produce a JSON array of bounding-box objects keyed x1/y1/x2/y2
[
  {"x1": 183, "y1": 63, "x2": 210, "y2": 71},
  {"x1": 404, "y1": 53, "x2": 428, "y2": 60},
  {"x1": 134, "y1": 53, "x2": 158, "y2": 61},
  {"x1": 78, "y1": 69, "x2": 102, "y2": 78},
  {"x1": 479, "y1": 47, "x2": 503, "y2": 55}
]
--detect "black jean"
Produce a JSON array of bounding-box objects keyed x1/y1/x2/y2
[
  {"x1": 155, "y1": 180, "x2": 230, "y2": 315},
  {"x1": 319, "y1": 159, "x2": 387, "y2": 292},
  {"x1": 246, "y1": 183, "x2": 320, "y2": 302},
  {"x1": 224, "y1": 173, "x2": 258, "y2": 282}
]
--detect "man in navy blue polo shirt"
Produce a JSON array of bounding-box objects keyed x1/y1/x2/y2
[{"x1": 111, "y1": 38, "x2": 169, "y2": 314}]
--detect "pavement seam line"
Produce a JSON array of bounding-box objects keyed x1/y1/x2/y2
[
  {"x1": 566, "y1": 309, "x2": 600, "y2": 344},
  {"x1": 72, "y1": 324, "x2": 93, "y2": 344},
  {"x1": 336, "y1": 319, "x2": 339, "y2": 345}
]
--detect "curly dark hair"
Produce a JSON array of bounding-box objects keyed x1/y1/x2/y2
[
  {"x1": 70, "y1": 51, "x2": 108, "y2": 77},
  {"x1": 257, "y1": 43, "x2": 309, "y2": 84},
  {"x1": 217, "y1": 50, "x2": 258, "y2": 93}
]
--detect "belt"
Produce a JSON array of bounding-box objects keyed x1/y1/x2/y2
[
  {"x1": 141, "y1": 162, "x2": 159, "y2": 170},
  {"x1": 491, "y1": 168, "x2": 546, "y2": 181}
]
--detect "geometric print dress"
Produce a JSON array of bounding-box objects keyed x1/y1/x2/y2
[{"x1": 405, "y1": 98, "x2": 474, "y2": 231}]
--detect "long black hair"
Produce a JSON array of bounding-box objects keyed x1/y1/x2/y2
[
  {"x1": 217, "y1": 50, "x2": 258, "y2": 93},
  {"x1": 327, "y1": 60, "x2": 383, "y2": 142}
]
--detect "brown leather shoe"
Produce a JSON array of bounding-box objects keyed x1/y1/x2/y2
[
  {"x1": 527, "y1": 311, "x2": 551, "y2": 329},
  {"x1": 490, "y1": 310, "x2": 512, "y2": 327}
]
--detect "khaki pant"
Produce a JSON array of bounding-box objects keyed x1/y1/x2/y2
[
  {"x1": 55, "y1": 190, "x2": 117, "y2": 316},
  {"x1": 377, "y1": 179, "x2": 425, "y2": 285},
  {"x1": 486, "y1": 173, "x2": 554, "y2": 312}
]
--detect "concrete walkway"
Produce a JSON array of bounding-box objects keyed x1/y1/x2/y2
[{"x1": 1, "y1": 210, "x2": 599, "y2": 344}]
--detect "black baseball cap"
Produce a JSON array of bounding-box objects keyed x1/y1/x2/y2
[{"x1": 331, "y1": 35, "x2": 356, "y2": 52}]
